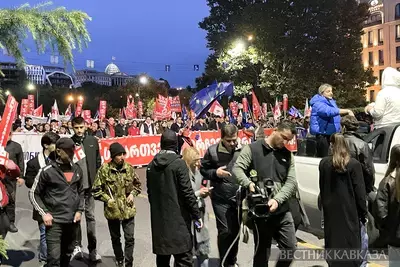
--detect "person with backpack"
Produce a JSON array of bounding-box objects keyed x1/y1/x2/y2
[{"x1": 200, "y1": 124, "x2": 241, "y2": 267}]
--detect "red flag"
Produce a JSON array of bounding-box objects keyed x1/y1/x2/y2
[
  {"x1": 242, "y1": 98, "x2": 249, "y2": 113},
  {"x1": 20, "y1": 99, "x2": 29, "y2": 118},
  {"x1": 75, "y1": 98, "x2": 84, "y2": 117},
  {"x1": 33, "y1": 105, "x2": 43, "y2": 117},
  {"x1": 83, "y1": 110, "x2": 91, "y2": 123},
  {"x1": 251, "y1": 90, "x2": 261, "y2": 120},
  {"x1": 229, "y1": 102, "x2": 238, "y2": 117},
  {"x1": 154, "y1": 95, "x2": 171, "y2": 120},
  {"x1": 0, "y1": 96, "x2": 18, "y2": 147},
  {"x1": 209, "y1": 100, "x2": 224, "y2": 117},
  {"x1": 169, "y1": 96, "x2": 182, "y2": 112},
  {"x1": 283, "y1": 94, "x2": 288, "y2": 112},
  {"x1": 27, "y1": 94, "x2": 35, "y2": 115},
  {"x1": 99, "y1": 101, "x2": 107, "y2": 120},
  {"x1": 65, "y1": 104, "x2": 72, "y2": 116},
  {"x1": 138, "y1": 101, "x2": 143, "y2": 116},
  {"x1": 51, "y1": 100, "x2": 59, "y2": 121}
]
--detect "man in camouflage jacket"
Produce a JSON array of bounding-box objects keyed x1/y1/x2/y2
[{"x1": 92, "y1": 142, "x2": 141, "y2": 267}]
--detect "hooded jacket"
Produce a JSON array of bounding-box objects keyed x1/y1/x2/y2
[
  {"x1": 146, "y1": 150, "x2": 200, "y2": 255},
  {"x1": 309, "y1": 94, "x2": 341, "y2": 136},
  {"x1": 370, "y1": 67, "x2": 400, "y2": 129}
]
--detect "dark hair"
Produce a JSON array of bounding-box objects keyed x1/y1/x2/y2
[
  {"x1": 72, "y1": 116, "x2": 85, "y2": 126},
  {"x1": 41, "y1": 132, "x2": 60, "y2": 149},
  {"x1": 25, "y1": 117, "x2": 32, "y2": 123},
  {"x1": 385, "y1": 144, "x2": 400, "y2": 201},
  {"x1": 11, "y1": 123, "x2": 19, "y2": 132},
  {"x1": 276, "y1": 121, "x2": 296, "y2": 135},
  {"x1": 330, "y1": 133, "x2": 350, "y2": 172},
  {"x1": 341, "y1": 115, "x2": 359, "y2": 132},
  {"x1": 221, "y1": 124, "x2": 238, "y2": 138}
]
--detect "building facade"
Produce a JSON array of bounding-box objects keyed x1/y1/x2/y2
[
  {"x1": 0, "y1": 62, "x2": 25, "y2": 86},
  {"x1": 361, "y1": 0, "x2": 400, "y2": 102},
  {"x1": 24, "y1": 64, "x2": 73, "y2": 87}
]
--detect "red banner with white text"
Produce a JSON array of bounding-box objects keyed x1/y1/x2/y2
[
  {"x1": 0, "y1": 96, "x2": 18, "y2": 148},
  {"x1": 98, "y1": 129, "x2": 297, "y2": 166}
]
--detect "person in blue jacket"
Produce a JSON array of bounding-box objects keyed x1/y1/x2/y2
[{"x1": 310, "y1": 84, "x2": 355, "y2": 157}]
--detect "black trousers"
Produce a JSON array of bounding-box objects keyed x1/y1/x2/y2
[
  {"x1": 212, "y1": 200, "x2": 240, "y2": 266},
  {"x1": 156, "y1": 250, "x2": 193, "y2": 267},
  {"x1": 253, "y1": 212, "x2": 297, "y2": 267},
  {"x1": 0, "y1": 208, "x2": 10, "y2": 238},
  {"x1": 3, "y1": 177, "x2": 16, "y2": 223},
  {"x1": 316, "y1": 134, "x2": 331, "y2": 158},
  {"x1": 107, "y1": 217, "x2": 135, "y2": 267},
  {"x1": 46, "y1": 222, "x2": 77, "y2": 267},
  {"x1": 75, "y1": 192, "x2": 97, "y2": 252}
]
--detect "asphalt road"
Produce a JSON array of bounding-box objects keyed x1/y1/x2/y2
[{"x1": 2, "y1": 168, "x2": 389, "y2": 267}]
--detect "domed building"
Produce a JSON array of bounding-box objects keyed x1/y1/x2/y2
[{"x1": 105, "y1": 62, "x2": 120, "y2": 75}]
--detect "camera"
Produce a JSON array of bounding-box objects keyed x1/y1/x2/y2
[{"x1": 247, "y1": 177, "x2": 275, "y2": 218}]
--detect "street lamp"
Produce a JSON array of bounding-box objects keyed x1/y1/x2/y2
[
  {"x1": 27, "y1": 83, "x2": 39, "y2": 108},
  {"x1": 67, "y1": 95, "x2": 74, "y2": 102},
  {"x1": 247, "y1": 34, "x2": 254, "y2": 41},
  {"x1": 135, "y1": 93, "x2": 139, "y2": 98},
  {"x1": 78, "y1": 95, "x2": 84, "y2": 101},
  {"x1": 228, "y1": 40, "x2": 246, "y2": 57},
  {"x1": 139, "y1": 76, "x2": 148, "y2": 85}
]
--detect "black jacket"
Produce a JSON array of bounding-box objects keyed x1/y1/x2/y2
[
  {"x1": 200, "y1": 142, "x2": 240, "y2": 204},
  {"x1": 115, "y1": 124, "x2": 128, "y2": 137},
  {"x1": 25, "y1": 152, "x2": 55, "y2": 222},
  {"x1": 373, "y1": 173, "x2": 400, "y2": 247},
  {"x1": 146, "y1": 151, "x2": 200, "y2": 255},
  {"x1": 343, "y1": 132, "x2": 375, "y2": 193},
  {"x1": 71, "y1": 134, "x2": 101, "y2": 187},
  {"x1": 30, "y1": 161, "x2": 84, "y2": 224}
]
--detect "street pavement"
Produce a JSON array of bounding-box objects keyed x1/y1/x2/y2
[{"x1": 2, "y1": 168, "x2": 389, "y2": 267}]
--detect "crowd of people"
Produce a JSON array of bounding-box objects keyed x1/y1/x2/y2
[{"x1": 2, "y1": 67, "x2": 400, "y2": 267}]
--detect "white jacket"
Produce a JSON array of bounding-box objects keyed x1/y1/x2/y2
[{"x1": 370, "y1": 67, "x2": 400, "y2": 129}]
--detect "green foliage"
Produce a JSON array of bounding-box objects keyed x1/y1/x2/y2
[
  {"x1": 0, "y1": 1, "x2": 91, "y2": 71},
  {"x1": 0, "y1": 236, "x2": 8, "y2": 259},
  {"x1": 198, "y1": 0, "x2": 375, "y2": 108}
]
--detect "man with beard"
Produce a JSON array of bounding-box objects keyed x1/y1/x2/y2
[
  {"x1": 70, "y1": 117, "x2": 102, "y2": 262},
  {"x1": 200, "y1": 124, "x2": 241, "y2": 267},
  {"x1": 146, "y1": 129, "x2": 202, "y2": 267},
  {"x1": 92, "y1": 142, "x2": 141, "y2": 267},
  {"x1": 25, "y1": 132, "x2": 60, "y2": 266},
  {"x1": 30, "y1": 138, "x2": 85, "y2": 267}
]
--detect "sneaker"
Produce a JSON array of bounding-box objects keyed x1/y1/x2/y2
[
  {"x1": 89, "y1": 250, "x2": 102, "y2": 262},
  {"x1": 116, "y1": 260, "x2": 124, "y2": 267},
  {"x1": 39, "y1": 261, "x2": 46, "y2": 267},
  {"x1": 8, "y1": 223, "x2": 18, "y2": 233},
  {"x1": 71, "y1": 246, "x2": 83, "y2": 260}
]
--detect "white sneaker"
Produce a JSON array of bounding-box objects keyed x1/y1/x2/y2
[
  {"x1": 71, "y1": 246, "x2": 83, "y2": 260},
  {"x1": 89, "y1": 250, "x2": 102, "y2": 262}
]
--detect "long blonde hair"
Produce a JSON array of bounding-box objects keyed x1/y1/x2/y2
[
  {"x1": 330, "y1": 133, "x2": 350, "y2": 172},
  {"x1": 182, "y1": 147, "x2": 200, "y2": 172}
]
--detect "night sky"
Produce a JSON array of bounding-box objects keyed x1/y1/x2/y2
[{"x1": 0, "y1": 0, "x2": 211, "y2": 88}]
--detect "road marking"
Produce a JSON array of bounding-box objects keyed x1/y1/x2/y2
[{"x1": 138, "y1": 194, "x2": 385, "y2": 266}]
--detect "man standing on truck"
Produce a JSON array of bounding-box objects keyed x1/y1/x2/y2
[{"x1": 233, "y1": 121, "x2": 298, "y2": 267}]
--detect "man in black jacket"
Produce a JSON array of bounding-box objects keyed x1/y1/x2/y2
[
  {"x1": 341, "y1": 115, "x2": 375, "y2": 193},
  {"x1": 146, "y1": 129, "x2": 202, "y2": 267},
  {"x1": 115, "y1": 118, "x2": 128, "y2": 137},
  {"x1": 3, "y1": 126, "x2": 25, "y2": 233},
  {"x1": 200, "y1": 124, "x2": 240, "y2": 267},
  {"x1": 25, "y1": 132, "x2": 60, "y2": 266},
  {"x1": 70, "y1": 117, "x2": 102, "y2": 262},
  {"x1": 30, "y1": 137, "x2": 84, "y2": 267}
]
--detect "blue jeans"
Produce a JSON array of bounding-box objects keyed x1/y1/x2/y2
[{"x1": 38, "y1": 222, "x2": 47, "y2": 263}]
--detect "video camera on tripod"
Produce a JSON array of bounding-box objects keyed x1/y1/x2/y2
[{"x1": 247, "y1": 171, "x2": 275, "y2": 218}]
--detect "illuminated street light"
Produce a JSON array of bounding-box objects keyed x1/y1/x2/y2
[
  {"x1": 78, "y1": 95, "x2": 84, "y2": 101},
  {"x1": 139, "y1": 76, "x2": 148, "y2": 85},
  {"x1": 135, "y1": 93, "x2": 139, "y2": 97},
  {"x1": 27, "y1": 83, "x2": 35, "y2": 91},
  {"x1": 228, "y1": 40, "x2": 246, "y2": 57},
  {"x1": 248, "y1": 35, "x2": 254, "y2": 41},
  {"x1": 67, "y1": 95, "x2": 74, "y2": 102}
]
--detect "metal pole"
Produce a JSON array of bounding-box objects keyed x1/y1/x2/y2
[{"x1": 37, "y1": 88, "x2": 39, "y2": 108}]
